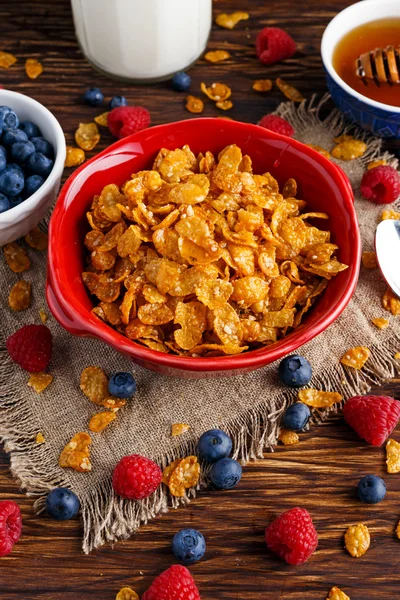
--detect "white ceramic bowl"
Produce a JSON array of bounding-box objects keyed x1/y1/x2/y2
[
  {"x1": 321, "y1": 0, "x2": 400, "y2": 138},
  {"x1": 0, "y1": 90, "x2": 66, "y2": 246}
]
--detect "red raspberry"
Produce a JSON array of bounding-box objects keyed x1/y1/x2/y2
[
  {"x1": 0, "y1": 501, "x2": 22, "y2": 557},
  {"x1": 112, "y1": 454, "x2": 162, "y2": 500},
  {"x1": 6, "y1": 324, "x2": 52, "y2": 373},
  {"x1": 256, "y1": 27, "x2": 296, "y2": 66},
  {"x1": 360, "y1": 165, "x2": 400, "y2": 204},
  {"x1": 108, "y1": 106, "x2": 150, "y2": 139},
  {"x1": 265, "y1": 507, "x2": 318, "y2": 565},
  {"x1": 343, "y1": 395, "x2": 400, "y2": 446},
  {"x1": 258, "y1": 114, "x2": 294, "y2": 138},
  {"x1": 142, "y1": 565, "x2": 201, "y2": 600}
]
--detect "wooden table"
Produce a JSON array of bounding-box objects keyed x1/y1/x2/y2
[{"x1": 1, "y1": 1, "x2": 400, "y2": 598}]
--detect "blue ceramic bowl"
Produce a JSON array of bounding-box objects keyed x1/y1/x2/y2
[{"x1": 321, "y1": 0, "x2": 400, "y2": 138}]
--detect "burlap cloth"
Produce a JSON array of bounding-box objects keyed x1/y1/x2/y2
[{"x1": 1, "y1": 98, "x2": 400, "y2": 553}]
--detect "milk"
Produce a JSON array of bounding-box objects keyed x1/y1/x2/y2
[{"x1": 71, "y1": 0, "x2": 212, "y2": 82}]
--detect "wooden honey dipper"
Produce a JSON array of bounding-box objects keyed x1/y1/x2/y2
[{"x1": 356, "y1": 45, "x2": 400, "y2": 85}]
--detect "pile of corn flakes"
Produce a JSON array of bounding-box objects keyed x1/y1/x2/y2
[{"x1": 81, "y1": 144, "x2": 348, "y2": 357}]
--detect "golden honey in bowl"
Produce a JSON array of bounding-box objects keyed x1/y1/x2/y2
[{"x1": 333, "y1": 18, "x2": 400, "y2": 107}]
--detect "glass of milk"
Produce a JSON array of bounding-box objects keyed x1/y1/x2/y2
[{"x1": 71, "y1": 0, "x2": 213, "y2": 83}]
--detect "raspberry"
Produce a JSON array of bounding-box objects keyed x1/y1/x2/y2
[
  {"x1": 142, "y1": 565, "x2": 201, "y2": 600},
  {"x1": 256, "y1": 27, "x2": 296, "y2": 66},
  {"x1": 112, "y1": 454, "x2": 162, "y2": 500},
  {"x1": 6, "y1": 324, "x2": 52, "y2": 373},
  {"x1": 258, "y1": 114, "x2": 294, "y2": 138},
  {"x1": 108, "y1": 106, "x2": 150, "y2": 139},
  {"x1": 0, "y1": 501, "x2": 22, "y2": 557},
  {"x1": 265, "y1": 507, "x2": 318, "y2": 565},
  {"x1": 343, "y1": 395, "x2": 400, "y2": 446},
  {"x1": 360, "y1": 165, "x2": 400, "y2": 204}
]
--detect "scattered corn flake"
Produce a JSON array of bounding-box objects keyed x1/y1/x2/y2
[
  {"x1": 39, "y1": 309, "x2": 48, "y2": 324},
  {"x1": 215, "y1": 11, "x2": 249, "y2": 29},
  {"x1": 395, "y1": 352, "x2": 400, "y2": 360},
  {"x1": 3, "y1": 242, "x2": 30, "y2": 272},
  {"x1": 200, "y1": 82, "x2": 231, "y2": 102},
  {"x1": 278, "y1": 429, "x2": 299, "y2": 445},
  {"x1": 35, "y1": 432, "x2": 46, "y2": 445},
  {"x1": 386, "y1": 438, "x2": 400, "y2": 473},
  {"x1": 75, "y1": 122, "x2": 100, "y2": 151},
  {"x1": 94, "y1": 112, "x2": 109, "y2": 127},
  {"x1": 80, "y1": 366, "x2": 109, "y2": 404},
  {"x1": 8, "y1": 279, "x2": 31, "y2": 311},
  {"x1": 216, "y1": 100, "x2": 233, "y2": 111},
  {"x1": 169, "y1": 455, "x2": 200, "y2": 497},
  {"x1": 361, "y1": 251, "x2": 377, "y2": 269},
  {"x1": 367, "y1": 159, "x2": 386, "y2": 170},
  {"x1": 326, "y1": 586, "x2": 350, "y2": 600},
  {"x1": 162, "y1": 458, "x2": 184, "y2": 486},
  {"x1": 381, "y1": 208, "x2": 400, "y2": 221},
  {"x1": 340, "y1": 346, "x2": 370, "y2": 370},
  {"x1": 372, "y1": 317, "x2": 389, "y2": 330},
  {"x1": 331, "y1": 140, "x2": 367, "y2": 161},
  {"x1": 116, "y1": 588, "x2": 139, "y2": 600},
  {"x1": 185, "y1": 95, "x2": 204, "y2": 114},
  {"x1": 25, "y1": 226, "x2": 48, "y2": 250},
  {"x1": 25, "y1": 58, "x2": 43, "y2": 79},
  {"x1": 171, "y1": 423, "x2": 191, "y2": 437},
  {"x1": 396, "y1": 521, "x2": 400, "y2": 540},
  {"x1": 205, "y1": 50, "x2": 231, "y2": 63},
  {"x1": 333, "y1": 134, "x2": 355, "y2": 144},
  {"x1": 59, "y1": 432, "x2": 92, "y2": 472},
  {"x1": 28, "y1": 372, "x2": 53, "y2": 393},
  {"x1": 89, "y1": 411, "x2": 116, "y2": 433},
  {"x1": 100, "y1": 396, "x2": 127, "y2": 411},
  {"x1": 382, "y1": 287, "x2": 400, "y2": 316},
  {"x1": 276, "y1": 78, "x2": 305, "y2": 103},
  {"x1": 298, "y1": 388, "x2": 343, "y2": 408},
  {"x1": 344, "y1": 524, "x2": 370, "y2": 558},
  {"x1": 306, "y1": 144, "x2": 331, "y2": 159},
  {"x1": 65, "y1": 145, "x2": 85, "y2": 167},
  {"x1": 0, "y1": 51, "x2": 17, "y2": 69},
  {"x1": 252, "y1": 79, "x2": 273, "y2": 92}
]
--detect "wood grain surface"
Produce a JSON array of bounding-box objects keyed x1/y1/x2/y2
[{"x1": 1, "y1": 1, "x2": 400, "y2": 598}]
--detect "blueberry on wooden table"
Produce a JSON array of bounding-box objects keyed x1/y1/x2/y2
[
  {"x1": 172, "y1": 528, "x2": 206, "y2": 565},
  {"x1": 282, "y1": 402, "x2": 311, "y2": 431},
  {"x1": 83, "y1": 87, "x2": 104, "y2": 106},
  {"x1": 357, "y1": 475, "x2": 387, "y2": 504},
  {"x1": 197, "y1": 429, "x2": 233, "y2": 463},
  {"x1": 172, "y1": 71, "x2": 191, "y2": 91},
  {"x1": 109, "y1": 95, "x2": 127, "y2": 109},
  {"x1": 45, "y1": 488, "x2": 80, "y2": 521},
  {"x1": 210, "y1": 457, "x2": 242, "y2": 490}
]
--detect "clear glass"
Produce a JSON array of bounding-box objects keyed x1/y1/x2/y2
[{"x1": 71, "y1": 0, "x2": 212, "y2": 83}]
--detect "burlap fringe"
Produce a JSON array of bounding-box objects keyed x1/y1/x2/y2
[{"x1": 1, "y1": 97, "x2": 400, "y2": 553}]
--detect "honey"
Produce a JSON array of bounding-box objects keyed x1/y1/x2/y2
[{"x1": 333, "y1": 18, "x2": 400, "y2": 107}]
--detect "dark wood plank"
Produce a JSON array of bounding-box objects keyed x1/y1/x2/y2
[{"x1": 0, "y1": 1, "x2": 400, "y2": 598}]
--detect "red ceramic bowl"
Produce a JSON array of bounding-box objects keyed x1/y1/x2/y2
[{"x1": 47, "y1": 118, "x2": 360, "y2": 378}]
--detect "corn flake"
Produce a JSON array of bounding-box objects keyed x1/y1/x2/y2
[
  {"x1": 395, "y1": 352, "x2": 400, "y2": 360},
  {"x1": 372, "y1": 317, "x2": 389, "y2": 330},
  {"x1": 80, "y1": 366, "x2": 109, "y2": 404},
  {"x1": 381, "y1": 208, "x2": 400, "y2": 221},
  {"x1": 298, "y1": 388, "x2": 342, "y2": 408},
  {"x1": 28, "y1": 372, "x2": 53, "y2": 393},
  {"x1": 24, "y1": 226, "x2": 48, "y2": 250},
  {"x1": 25, "y1": 58, "x2": 43, "y2": 79},
  {"x1": 215, "y1": 11, "x2": 249, "y2": 29},
  {"x1": 361, "y1": 251, "x2": 377, "y2": 269},
  {"x1": 326, "y1": 587, "x2": 350, "y2": 600},
  {"x1": 0, "y1": 51, "x2": 17, "y2": 69},
  {"x1": 169, "y1": 456, "x2": 200, "y2": 497},
  {"x1": 397, "y1": 521, "x2": 400, "y2": 540},
  {"x1": 331, "y1": 140, "x2": 367, "y2": 161},
  {"x1": 344, "y1": 524, "x2": 370, "y2": 558},
  {"x1": 36, "y1": 432, "x2": 46, "y2": 445},
  {"x1": 116, "y1": 588, "x2": 139, "y2": 600},
  {"x1": 340, "y1": 346, "x2": 370, "y2": 370},
  {"x1": 306, "y1": 144, "x2": 331, "y2": 159},
  {"x1": 216, "y1": 100, "x2": 233, "y2": 111},
  {"x1": 59, "y1": 432, "x2": 92, "y2": 472},
  {"x1": 162, "y1": 458, "x2": 184, "y2": 486},
  {"x1": 201, "y1": 82, "x2": 232, "y2": 102},
  {"x1": 382, "y1": 287, "x2": 400, "y2": 316},
  {"x1": 252, "y1": 79, "x2": 273, "y2": 92},
  {"x1": 9, "y1": 279, "x2": 31, "y2": 311},
  {"x1": 94, "y1": 112, "x2": 109, "y2": 127},
  {"x1": 89, "y1": 411, "x2": 116, "y2": 433},
  {"x1": 386, "y1": 438, "x2": 400, "y2": 473},
  {"x1": 276, "y1": 78, "x2": 304, "y2": 103},
  {"x1": 205, "y1": 50, "x2": 231, "y2": 63},
  {"x1": 171, "y1": 423, "x2": 191, "y2": 437},
  {"x1": 65, "y1": 146, "x2": 85, "y2": 167},
  {"x1": 367, "y1": 159, "x2": 386, "y2": 170},
  {"x1": 174, "y1": 301, "x2": 206, "y2": 349},
  {"x1": 75, "y1": 122, "x2": 100, "y2": 151},
  {"x1": 39, "y1": 309, "x2": 48, "y2": 324},
  {"x1": 278, "y1": 429, "x2": 299, "y2": 445},
  {"x1": 185, "y1": 95, "x2": 204, "y2": 114},
  {"x1": 3, "y1": 242, "x2": 30, "y2": 272}
]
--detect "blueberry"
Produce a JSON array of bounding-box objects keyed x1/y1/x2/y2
[
  {"x1": 209, "y1": 457, "x2": 242, "y2": 490},
  {"x1": 109, "y1": 95, "x2": 127, "y2": 110},
  {"x1": 172, "y1": 71, "x2": 191, "y2": 92},
  {"x1": 198, "y1": 429, "x2": 233, "y2": 463},
  {"x1": 282, "y1": 402, "x2": 311, "y2": 431},
  {"x1": 171, "y1": 528, "x2": 206, "y2": 565},
  {"x1": 1, "y1": 128, "x2": 28, "y2": 148},
  {"x1": 108, "y1": 372, "x2": 136, "y2": 398},
  {"x1": 0, "y1": 165, "x2": 25, "y2": 197},
  {"x1": 19, "y1": 120, "x2": 41, "y2": 139},
  {"x1": 0, "y1": 145, "x2": 6, "y2": 172},
  {"x1": 83, "y1": 87, "x2": 104, "y2": 106},
  {"x1": 0, "y1": 192, "x2": 10, "y2": 213},
  {"x1": 278, "y1": 354, "x2": 312, "y2": 388},
  {"x1": 10, "y1": 140, "x2": 36, "y2": 164},
  {"x1": 31, "y1": 136, "x2": 54, "y2": 158},
  {"x1": 23, "y1": 174, "x2": 45, "y2": 198},
  {"x1": 0, "y1": 106, "x2": 19, "y2": 130},
  {"x1": 45, "y1": 488, "x2": 80, "y2": 521},
  {"x1": 26, "y1": 152, "x2": 54, "y2": 178},
  {"x1": 357, "y1": 475, "x2": 386, "y2": 504}
]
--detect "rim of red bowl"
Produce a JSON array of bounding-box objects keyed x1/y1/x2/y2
[{"x1": 47, "y1": 118, "x2": 361, "y2": 373}]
